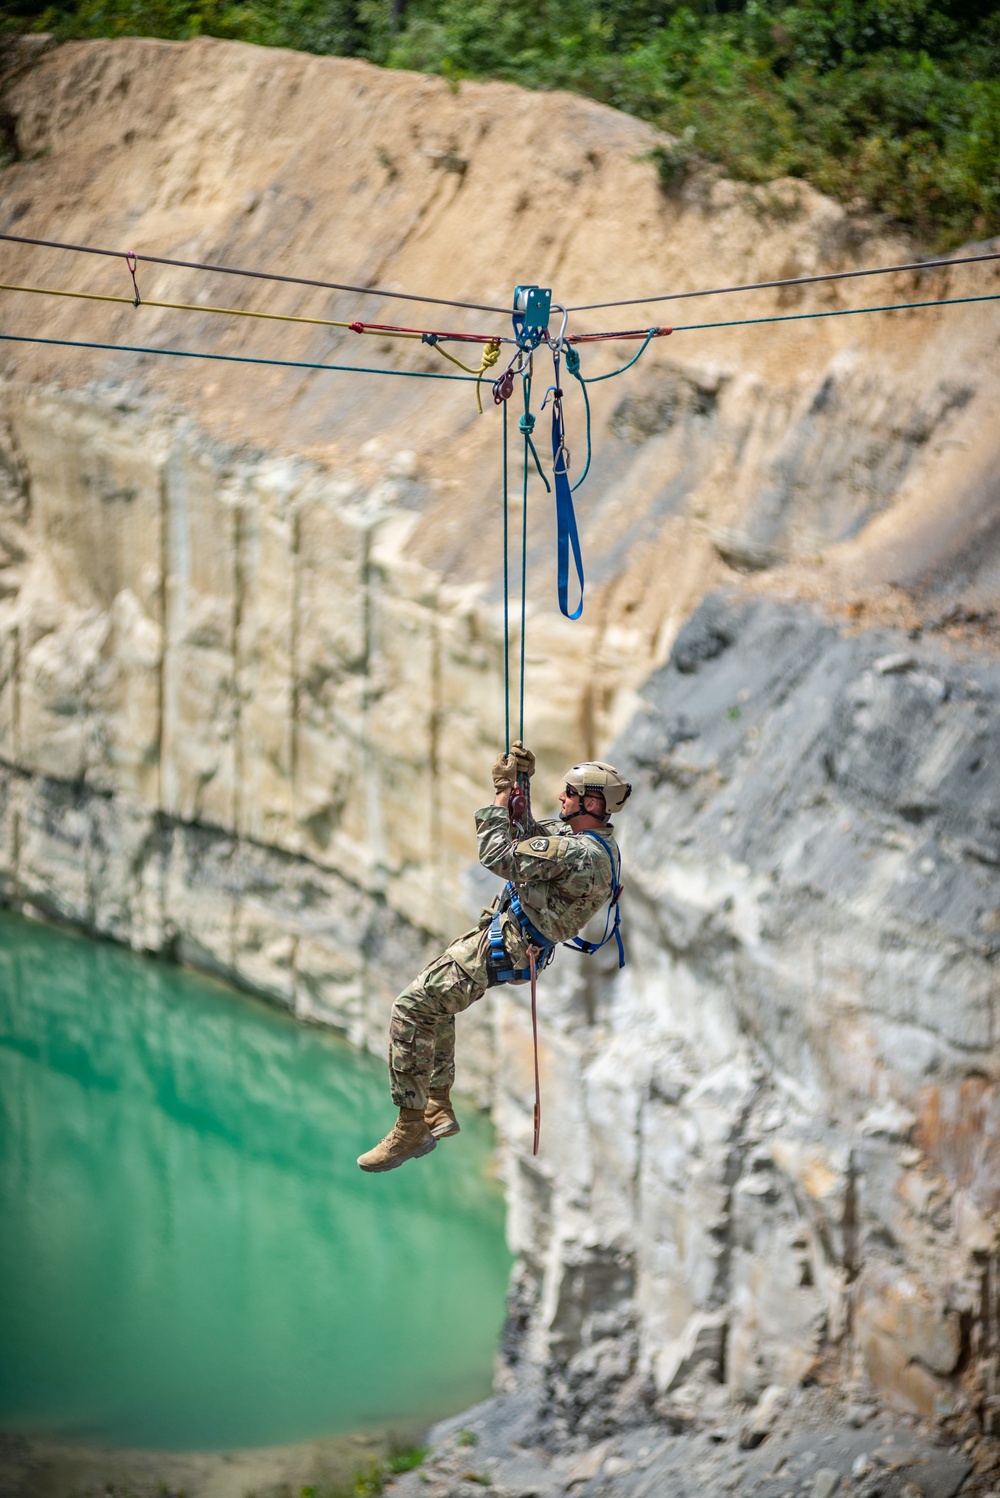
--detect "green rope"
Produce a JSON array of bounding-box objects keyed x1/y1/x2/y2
[
  {"x1": 560, "y1": 333, "x2": 658, "y2": 491},
  {"x1": 519, "y1": 372, "x2": 532, "y2": 744},
  {"x1": 502, "y1": 400, "x2": 510, "y2": 755},
  {"x1": 671, "y1": 292, "x2": 1000, "y2": 334},
  {"x1": 519, "y1": 411, "x2": 551, "y2": 493},
  {"x1": 0, "y1": 331, "x2": 479, "y2": 380},
  {"x1": 574, "y1": 328, "x2": 659, "y2": 384},
  {"x1": 564, "y1": 345, "x2": 593, "y2": 492}
]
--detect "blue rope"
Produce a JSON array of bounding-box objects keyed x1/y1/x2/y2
[{"x1": 0, "y1": 331, "x2": 480, "y2": 380}]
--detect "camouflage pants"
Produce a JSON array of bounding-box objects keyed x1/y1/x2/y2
[{"x1": 388, "y1": 912, "x2": 529, "y2": 1110}]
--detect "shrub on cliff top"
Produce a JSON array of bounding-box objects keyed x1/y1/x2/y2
[{"x1": 4, "y1": 0, "x2": 999, "y2": 250}]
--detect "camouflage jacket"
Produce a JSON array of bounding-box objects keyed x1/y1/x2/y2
[{"x1": 475, "y1": 804, "x2": 619, "y2": 944}]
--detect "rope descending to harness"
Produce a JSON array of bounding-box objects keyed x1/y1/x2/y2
[
  {"x1": 528, "y1": 944, "x2": 542, "y2": 1156},
  {"x1": 487, "y1": 887, "x2": 555, "y2": 1153}
]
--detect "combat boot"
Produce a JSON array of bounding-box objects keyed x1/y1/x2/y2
[
  {"x1": 358, "y1": 1108, "x2": 437, "y2": 1173},
  {"x1": 425, "y1": 1089, "x2": 461, "y2": 1139}
]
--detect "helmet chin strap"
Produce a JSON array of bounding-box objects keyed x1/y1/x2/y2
[{"x1": 561, "y1": 793, "x2": 608, "y2": 824}]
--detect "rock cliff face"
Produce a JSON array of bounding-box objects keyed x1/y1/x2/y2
[
  {"x1": 0, "y1": 36, "x2": 998, "y2": 1438},
  {"x1": 495, "y1": 594, "x2": 1000, "y2": 1442}
]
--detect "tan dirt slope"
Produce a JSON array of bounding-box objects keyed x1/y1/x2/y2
[
  {"x1": 1, "y1": 34, "x2": 998, "y2": 651},
  {"x1": 2, "y1": 41, "x2": 1000, "y2": 1459}
]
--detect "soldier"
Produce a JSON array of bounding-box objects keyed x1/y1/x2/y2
[{"x1": 358, "y1": 743, "x2": 631, "y2": 1172}]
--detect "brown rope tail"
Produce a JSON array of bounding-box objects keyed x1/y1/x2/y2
[{"x1": 528, "y1": 944, "x2": 541, "y2": 1155}]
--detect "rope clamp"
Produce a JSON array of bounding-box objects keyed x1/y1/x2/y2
[
  {"x1": 124, "y1": 251, "x2": 140, "y2": 308},
  {"x1": 513, "y1": 283, "x2": 551, "y2": 350},
  {"x1": 421, "y1": 331, "x2": 439, "y2": 345}
]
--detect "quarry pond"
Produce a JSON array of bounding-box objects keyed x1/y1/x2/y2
[{"x1": 0, "y1": 911, "x2": 512, "y2": 1453}]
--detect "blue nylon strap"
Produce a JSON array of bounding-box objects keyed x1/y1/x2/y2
[
  {"x1": 492, "y1": 831, "x2": 627, "y2": 982},
  {"x1": 507, "y1": 886, "x2": 556, "y2": 953},
  {"x1": 563, "y1": 833, "x2": 626, "y2": 968},
  {"x1": 489, "y1": 887, "x2": 556, "y2": 984},
  {"x1": 566, "y1": 905, "x2": 625, "y2": 968},
  {"x1": 551, "y1": 397, "x2": 584, "y2": 619},
  {"x1": 489, "y1": 909, "x2": 526, "y2": 982}
]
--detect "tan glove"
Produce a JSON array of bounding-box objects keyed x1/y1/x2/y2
[
  {"x1": 510, "y1": 740, "x2": 536, "y2": 778},
  {"x1": 491, "y1": 750, "x2": 515, "y2": 792}
]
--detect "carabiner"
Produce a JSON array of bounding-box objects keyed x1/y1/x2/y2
[{"x1": 547, "y1": 303, "x2": 569, "y2": 356}]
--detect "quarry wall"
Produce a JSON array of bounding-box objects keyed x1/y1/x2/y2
[{"x1": 1, "y1": 35, "x2": 998, "y2": 1436}]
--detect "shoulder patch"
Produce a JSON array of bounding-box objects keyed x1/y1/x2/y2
[{"x1": 516, "y1": 835, "x2": 557, "y2": 858}]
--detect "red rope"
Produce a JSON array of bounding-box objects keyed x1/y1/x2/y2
[
  {"x1": 529, "y1": 944, "x2": 541, "y2": 1155},
  {"x1": 568, "y1": 326, "x2": 672, "y2": 343},
  {"x1": 348, "y1": 320, "x2": 505, "y2": 343}
]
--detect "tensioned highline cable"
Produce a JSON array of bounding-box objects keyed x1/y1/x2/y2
[
  {"x1": 667, "y1": 291, "x2": 1000, "y2": 332},
  {"x1": 566, "y1": 248, "x2": 1000, "y2": 313},
  {"x1": 4, "y1": 294, "x2": 997, "y2": 383},
  {"x1": 0, "y1": 283, "x2": 515, "y2": 366},
  {"x1": 0, "y1": 331, "x2": 479, "y2": 380},
  {"x1": 0, "y1": 232, "x2": 511, "y2": 318}
]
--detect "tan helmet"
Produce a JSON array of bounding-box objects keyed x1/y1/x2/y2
[{"x1": 563, "y1": 761, "x2": 632, "y2": 815}]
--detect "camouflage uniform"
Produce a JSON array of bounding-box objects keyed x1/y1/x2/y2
[{"x1": 388, "y1": 804, "x2": 619, "y2": 1110}]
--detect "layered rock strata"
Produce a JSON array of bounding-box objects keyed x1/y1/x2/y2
[
  {"x1": 493, "y1": 593, "x2": 999, "y2": 1438},
  {"x1": 1, "y1": 36, "x2": 999, "y2": 1441}
]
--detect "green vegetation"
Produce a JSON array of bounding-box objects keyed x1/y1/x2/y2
[
  {"x1": 4, "y1": 0, "x2": 999, "y2": 248},
  {"x1": 296, "y1": 1447, "x2": 428, "y2": 1498}
]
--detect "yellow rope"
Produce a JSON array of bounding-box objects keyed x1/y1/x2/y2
[
  {"x1": 430, "y1": 337, "x2": 502, "y2": 412},
  {"x1": 1, "y1": 281, "x2": 504, "y2": 407},
  {"x1": 0, "y1": 281, "x2": 423, "y2": 338},
  {"x1": 475, "y1": 339, "x2": 503, "y2": 413}
]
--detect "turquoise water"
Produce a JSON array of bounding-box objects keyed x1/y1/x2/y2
[{"x1": 0, "y1": 912, "x2": 512, "y2": 1452}]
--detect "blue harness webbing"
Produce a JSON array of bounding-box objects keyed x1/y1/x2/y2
[
  {"x1": 489, "y1": 831, "x2": 625, "y2": 984},
  {"x1": 564, "y1": 832, "x2": 626, "y2": 969},
  {"x1": 489, "y1": 886, "x2": 555, "y2": 983},
  {"x1": 551, "y1": 382, "x2": 584, "y2": 620}
]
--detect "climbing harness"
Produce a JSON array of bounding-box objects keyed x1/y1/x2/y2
[
  {"x1": 487, "y1": 829, "x2": 625, "y2": 1156},
  {"x1": 566, "y1": 831, "x2": 626, "y2": 969},
  {"x1": 488, "y1": 885, "x2": 556, "y2": 984}
]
